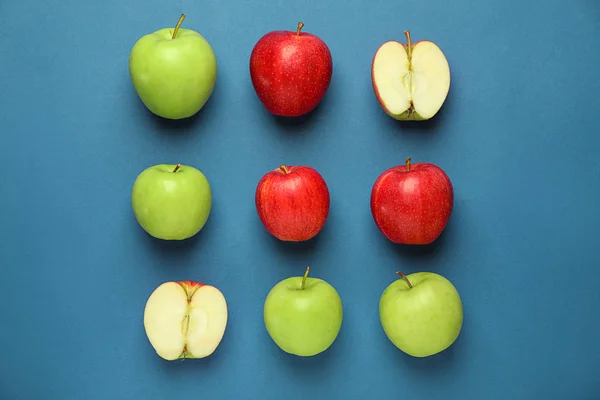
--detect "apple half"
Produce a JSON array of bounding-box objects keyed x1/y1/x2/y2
[
  {"x1": 143, "y1": 281, "x2": 228, "y2": 360},
  {"x1": 372, "y1": 31, "x2": 450, "y2": 120}
]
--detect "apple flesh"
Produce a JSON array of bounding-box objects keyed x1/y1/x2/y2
[
  {"x1": 372, "y1": 30, "x2": 450, "y2": 120},
  {"x1": 250, "y1": 22, "x2": 333, "y2": 117},
  {"x1": 131, "y1": 163, "x2": 212, "y2": 240},
  {"x1": 264, "y1": 267, "x2": 343, "y2": 356},
  {"x1": 129, "y1": 14, "x2": 217, "y2": 120},
  {"x1": 144, "y1": 281, "x2": 228, "y2": 360},
  {"x1": 255, "y1": 164, "x2": 330, "y2": 241},
  {"x1": 370, "y1": 157, "x2": 453, "y2": 244},
  {"x1": 379, "y1": 271, "x2": 463, "y2": 357}
]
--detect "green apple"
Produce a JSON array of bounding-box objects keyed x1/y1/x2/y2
[
  {"x1": 264, "y1": 267, "x2": 343, "y2": 357},
  {"x1": 129, "y1": 14, "x2": 217, "y2": 120},
  {"x1": 131, "y1": 163, "x2": 212, "y2": 240},
  {"x1": 379, "y1": 271, "x2": 463, "y2": 357}
]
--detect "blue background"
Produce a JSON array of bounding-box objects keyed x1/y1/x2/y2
[{"x1": 1, "y1": 0, "x2": 599, "y2": 398}]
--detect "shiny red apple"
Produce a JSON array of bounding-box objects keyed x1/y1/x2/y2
[
  {"x1": 370, "y1": 158, "x2": 453, "y2": 245},
  {"x1": 255, "y1": 164, "x2": 330, "y2": 241},
  {"x1": 249, "y1": 22, "x2": 333, "y2": 117}
]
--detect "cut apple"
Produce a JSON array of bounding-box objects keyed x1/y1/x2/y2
[
  {"x1": 372, "y1": 31, "x2": 450, "y2": 121},
  {"x1": 143, "y1": 280, "x2": 228, "y2": 360}
]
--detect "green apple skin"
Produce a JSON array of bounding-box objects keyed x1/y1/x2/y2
[
  {"x1": 129, "y1": 27, "x2": 217, "y2": 120},
  {"x1": 264, "y1": 275, "x2": 343, "y2": 357},
  {"x1": 131, "y1": 164, "x2": 212, "y2": 240},
  {"x1": 379, "y1": 272, "x2": 463, "y2": 357}
]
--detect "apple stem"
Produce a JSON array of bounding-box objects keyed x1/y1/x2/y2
[
  {"x1": 404, "y1": 30, "x2": 412, "y2": 66},
  {"x1": 173, "y1": 164, "x2": 182, "y2": 173},
  {"x1": 405, "y1": 157, "x2": 411, "y2": 171},
  {"x1": 296, "y1": 22, "x2": 304, "y2": 36},
  {"x1": 279, "y1": 165, "x2": 290, "y2": 174},
  {"x1": 172, "y1": 14, "x2": 185, "y2": 39},
  {"x1": 396, "y1": 271, "x2": 413, "y2": 289},
  {"x1": 300, "y1": 266, "x2": 310, "y2": 290}
]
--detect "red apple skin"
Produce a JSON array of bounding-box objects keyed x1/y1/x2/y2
[
  {"x1": 370, "y1": 159, "x2": 453, "y2": 245},
  {"x1": 249, "y1": 23, "x2": 333, "y2": 117},
  {"x1": 255, "y1": 165, "x2": 330, "y2": 241},
  {"x1": 177, "y1": 281, "x2": 205, "y2": 293}
]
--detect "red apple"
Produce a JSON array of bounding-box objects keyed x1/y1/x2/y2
[
  {"x1": 255, "y1": 164, "x2": 330, "y2": 241},
  {"x1": 370, "y1": 158, "x2": 453, "y2": 245},
  {"x1": 249, "y1": 22, "x2": 333, "y2": 117}
]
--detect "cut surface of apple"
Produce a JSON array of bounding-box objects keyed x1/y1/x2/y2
[
  {"x1": 372, "y1": 31, "x2": 450, "y2": 120},
  {"x1": 143, "y1": 281, "x2": 228, "y2": 360}
]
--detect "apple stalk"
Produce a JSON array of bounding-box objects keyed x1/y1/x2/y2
[
  {"x1": 404, "y1": 30, "x2": 412, "y2": 64},
  {"x1": 173, "y1": 164, "x2": 182, "y2": 173},
  {"x1": 405, "y1": 157, "x2": 411, "y2": 171},
  {"x1": 396, "y1": 271, "x2": 413, "y2": 289},
  {"x1": 300, "y1": 266, "x2": 311, "y2": 290},
  {"x1": 172, "y1": 14, "x2": 186, "y2": 39},
  {"x1": 296, "y1": 22, "x2": 304, "y2": 36}
]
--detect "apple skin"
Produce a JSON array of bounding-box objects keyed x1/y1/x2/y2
[
  {"x1": 264, "y1": 268, "x2": 343, "y2": 356},
  {"x1": 178, "y1": 280, "x2": 202, "y2": 291},
  {"x1": 249, "y1": 22, "x2": 332, "y2": 117},
  {"x1": 255, "y1": 165, "x2": 330, "y2": 242},
  {"x1": 370, "y1": 158, "x2": 453, "y2": 244},
  {"x1": 131, "y1": 164, "x2": 212, "y2": 240},
  {"x1": 379, "y1": 272, "x2": 463, "y2": 357},
  {"x1": 129, "y1": 16, "x2": 217, "y2": 120}
]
